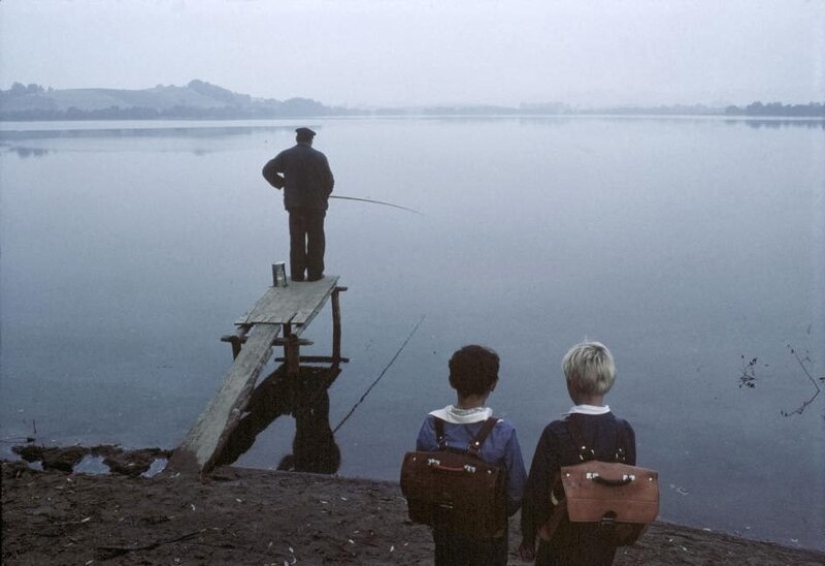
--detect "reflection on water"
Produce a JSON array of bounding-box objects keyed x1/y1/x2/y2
[
  {"x1": 1, "y1": 117, "x2": 822, "y2": 160},
  {"x1": 0, "y1": 121, "x2": 299, "y2": 157},
  {"x1": 0, "y1": 122, "x2": 297, "y2": 140},
  {"x1": 1, "y1": 117, "x2": 822, "y2": 550},
  {"x1": 0, "y1": 146, "x2": 51, "y2": 158},
  {"x1": 737, "y1": 118, "x2": 825, "y2": 130},
  {"x1": 215, "y1": 364, "x2": 342, "y2": 475}
]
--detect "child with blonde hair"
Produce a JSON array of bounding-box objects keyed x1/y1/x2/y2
[{"x1": 519, "y1": 341, "x2": 637, "y2": 566}]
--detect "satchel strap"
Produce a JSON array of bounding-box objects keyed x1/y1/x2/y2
[
  {"x1": 468, "y1": 417, "x2": 499, "y2": 456},
  {"x1": 567, "y1": 416, "x2": 628, "y2": 463},
  {"x1": 433, "y1": 416, "x2": 499, "y2": 455},
  {"x1": 434, "y1": 417, "x2": 448, "y2": 449},
  {"x1": 615, "y1": 419, "x2": 630, "y2": 463}
]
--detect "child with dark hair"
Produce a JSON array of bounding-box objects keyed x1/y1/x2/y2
[{"x1": 415, "y1": 345, "x2": 527, "y2": 566}]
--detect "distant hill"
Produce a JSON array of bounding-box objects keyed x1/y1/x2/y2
[
  {"x1": 1, "y1": 80, "x2": 823, "y2": 121},
  {"x1": 0, "y1": 80, "x2": 348, "y2": 120}
]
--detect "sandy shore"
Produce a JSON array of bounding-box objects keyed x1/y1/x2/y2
[{"x1": 2, "y1": 460, "x2": 823, "y2": 565}]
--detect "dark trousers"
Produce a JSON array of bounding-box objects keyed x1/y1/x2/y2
[
  {"x1": 287, "y1": 208, "x2": 326, "y2": 281},
  {"x1": 535, "y1": 525, "x2": 618, "y2": 566},
  {"x1": 433, "y1": 529, "x2": 508, "y2": 566}
]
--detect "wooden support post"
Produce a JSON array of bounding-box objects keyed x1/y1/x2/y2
[
  {"x1": 231, "y1": 325, "x2": 251, "y2": 359},
  {"x1": 332, "y1": 288, "x2": 343, "y2": 363},
  {"x1": 273, "y1": 337, "x2": 314, "y2": 347},
  {"x1": 222, "y1": 329, "x2": 312, "y2": 359},
  {"x1": 284, "y1": 323, "x2": 300, "y2": 378},
  {"x1": 276, "y1": 355, "x2": 350, "y2": 364},
  {"x1": 220, "y1": 325, "x2": 251, "y2": 360}
]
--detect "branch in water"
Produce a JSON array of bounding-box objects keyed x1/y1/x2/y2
[
  {"x1": 737, "y1": 355, "x2": 759, "y2": 389},
  {"x1": 780, "y1": 345, "x2": 823, "y2": 418}
]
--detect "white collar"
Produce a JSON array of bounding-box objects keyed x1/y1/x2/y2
[
  {"x1": 429, "y1": 404, "x2": 493, "y2": 424},
  {"x1": 565, "y1": 404, "x2": 611, "y2": 416}
]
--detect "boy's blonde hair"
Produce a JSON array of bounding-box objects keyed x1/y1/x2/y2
[{"x1": 562, "y1": 341, "x2": 616, "y2": 396}]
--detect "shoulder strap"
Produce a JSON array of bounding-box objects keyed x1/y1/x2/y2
[
  {"x1": 467, "y1": 417, "x2": 499, "y2": 456},
  {"x1": 433, "y1": 417, "x2": 447, "y2": 450},
  {"x1": 614, "y1": 418, "x2": 630, "y2": 463},
  {"x1": 566, "y1": 416, "x2": 596, "y2": 462},
  {"x1": 567, "y1": 415, "x2": 628, "y2": 462},
  {"x1": 433, "y1": 416, "x2": 499, "y2": 454}
]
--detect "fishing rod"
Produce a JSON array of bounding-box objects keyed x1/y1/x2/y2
[
  {"x1": 265, "y1": 176, "x2": 421, "y2": 214},
  {"x1": 332, "y1": 315, "x2": 426, "y2": 434},
  {"x1": 330, "y1": 195, "x2": 422, "y2": 215}
]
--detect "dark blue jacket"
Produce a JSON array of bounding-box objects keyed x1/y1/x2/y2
[
  {"x1": 263, "y1": 142, "x2": 334, "y2": 211},
  {"x1": 521, "y1": 412, "x2": 636, "y2": 566}
]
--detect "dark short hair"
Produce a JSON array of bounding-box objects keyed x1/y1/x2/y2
[{"x1": 448, "y1": 345, "x2": 500, "y2": 397}]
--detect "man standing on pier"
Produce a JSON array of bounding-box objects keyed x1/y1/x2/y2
[{"x1": 262, "y1": 127, "x2": 335, "y2": 282}]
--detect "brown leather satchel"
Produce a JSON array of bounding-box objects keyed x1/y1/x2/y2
[
  {"x1": 539, "y1": 420, "x2": 659, "y2": 546},
  {"x1": 400, "y1": 417, "x2": 507, "y2": 538}
]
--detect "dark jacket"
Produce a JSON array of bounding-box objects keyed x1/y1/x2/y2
[
  {"x1": 263, "y1": 142, "x2": 334, "y2": 211},
  {"x1": 521, "y1": 412, "x2": 636, "y2": 566}
]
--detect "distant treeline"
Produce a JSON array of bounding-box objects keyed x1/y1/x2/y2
[
  {"x1": 1, "y1": 81, "x2": 823, "y2": 120},
  {"x1": 0, "y1": 80, "x2": 352, "y2": 121},
  {"x1": 0, "y1": 100, "x2": 350, "y2": 121},
  {"x1": 724, "y1": 101, "x2": 825, "y2": 117}
]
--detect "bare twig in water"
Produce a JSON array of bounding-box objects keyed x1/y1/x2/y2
[
  {"x1": 738, "y1": 355, "x2": 759, "y2": 388},
  {"x1": 781, "y1": 345, "x2": 824, "y2": 418},
  {"x1": 333, "y1": 315, "x2": 425, "y2": 434}
]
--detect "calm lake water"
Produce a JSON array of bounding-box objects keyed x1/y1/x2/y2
[{"x1": 1, "y1": 117, "x2": 823, "y2": 550}]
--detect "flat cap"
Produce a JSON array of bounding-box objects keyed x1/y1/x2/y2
[{"x1": 295, "y1": 127, "x2": 316, "y2": 138}]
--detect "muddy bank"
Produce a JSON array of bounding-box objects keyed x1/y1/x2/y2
[{"x1": 2, "y1": 460, "x2": 823, "y2": 565}]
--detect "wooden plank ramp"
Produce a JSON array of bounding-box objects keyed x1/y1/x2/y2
[{"x1": 168, "y1": 276, "x2": 341, "y2": 474}]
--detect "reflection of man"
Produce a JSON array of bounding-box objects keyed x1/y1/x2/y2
[
  {"x1": 278, "y1": 386, "x2": 341, "y2": 474},
  {"x1": 262, "y1": 127, "x2": 334, "y2": 282}
]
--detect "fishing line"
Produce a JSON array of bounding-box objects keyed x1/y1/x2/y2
[{"x1": 332, "y1": 315, "x2": 426, "y2": 434}]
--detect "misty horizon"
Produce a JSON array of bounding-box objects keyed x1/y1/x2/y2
[
  {"x1": 1, "y1": 1, "x2": 822, "y2": 109},
  {"x1": 2, "y1": 79, "x2": 822, "y2": 115}
]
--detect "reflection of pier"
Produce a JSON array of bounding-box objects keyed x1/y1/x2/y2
[
  {"x1": 213, "y1": 364, "x2": 341, "y2": 473},
  {"x1": 168, "y1": 275, "x2": 347, "y2": 474}
]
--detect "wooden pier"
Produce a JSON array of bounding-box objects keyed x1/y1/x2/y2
[{"x1": 168, "y1": 275, "x2": 347, "y2": 474}]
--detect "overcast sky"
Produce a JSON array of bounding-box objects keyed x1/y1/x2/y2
[{"x1": 1, "y1": 0, "x2": 822, "y2": 107}]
